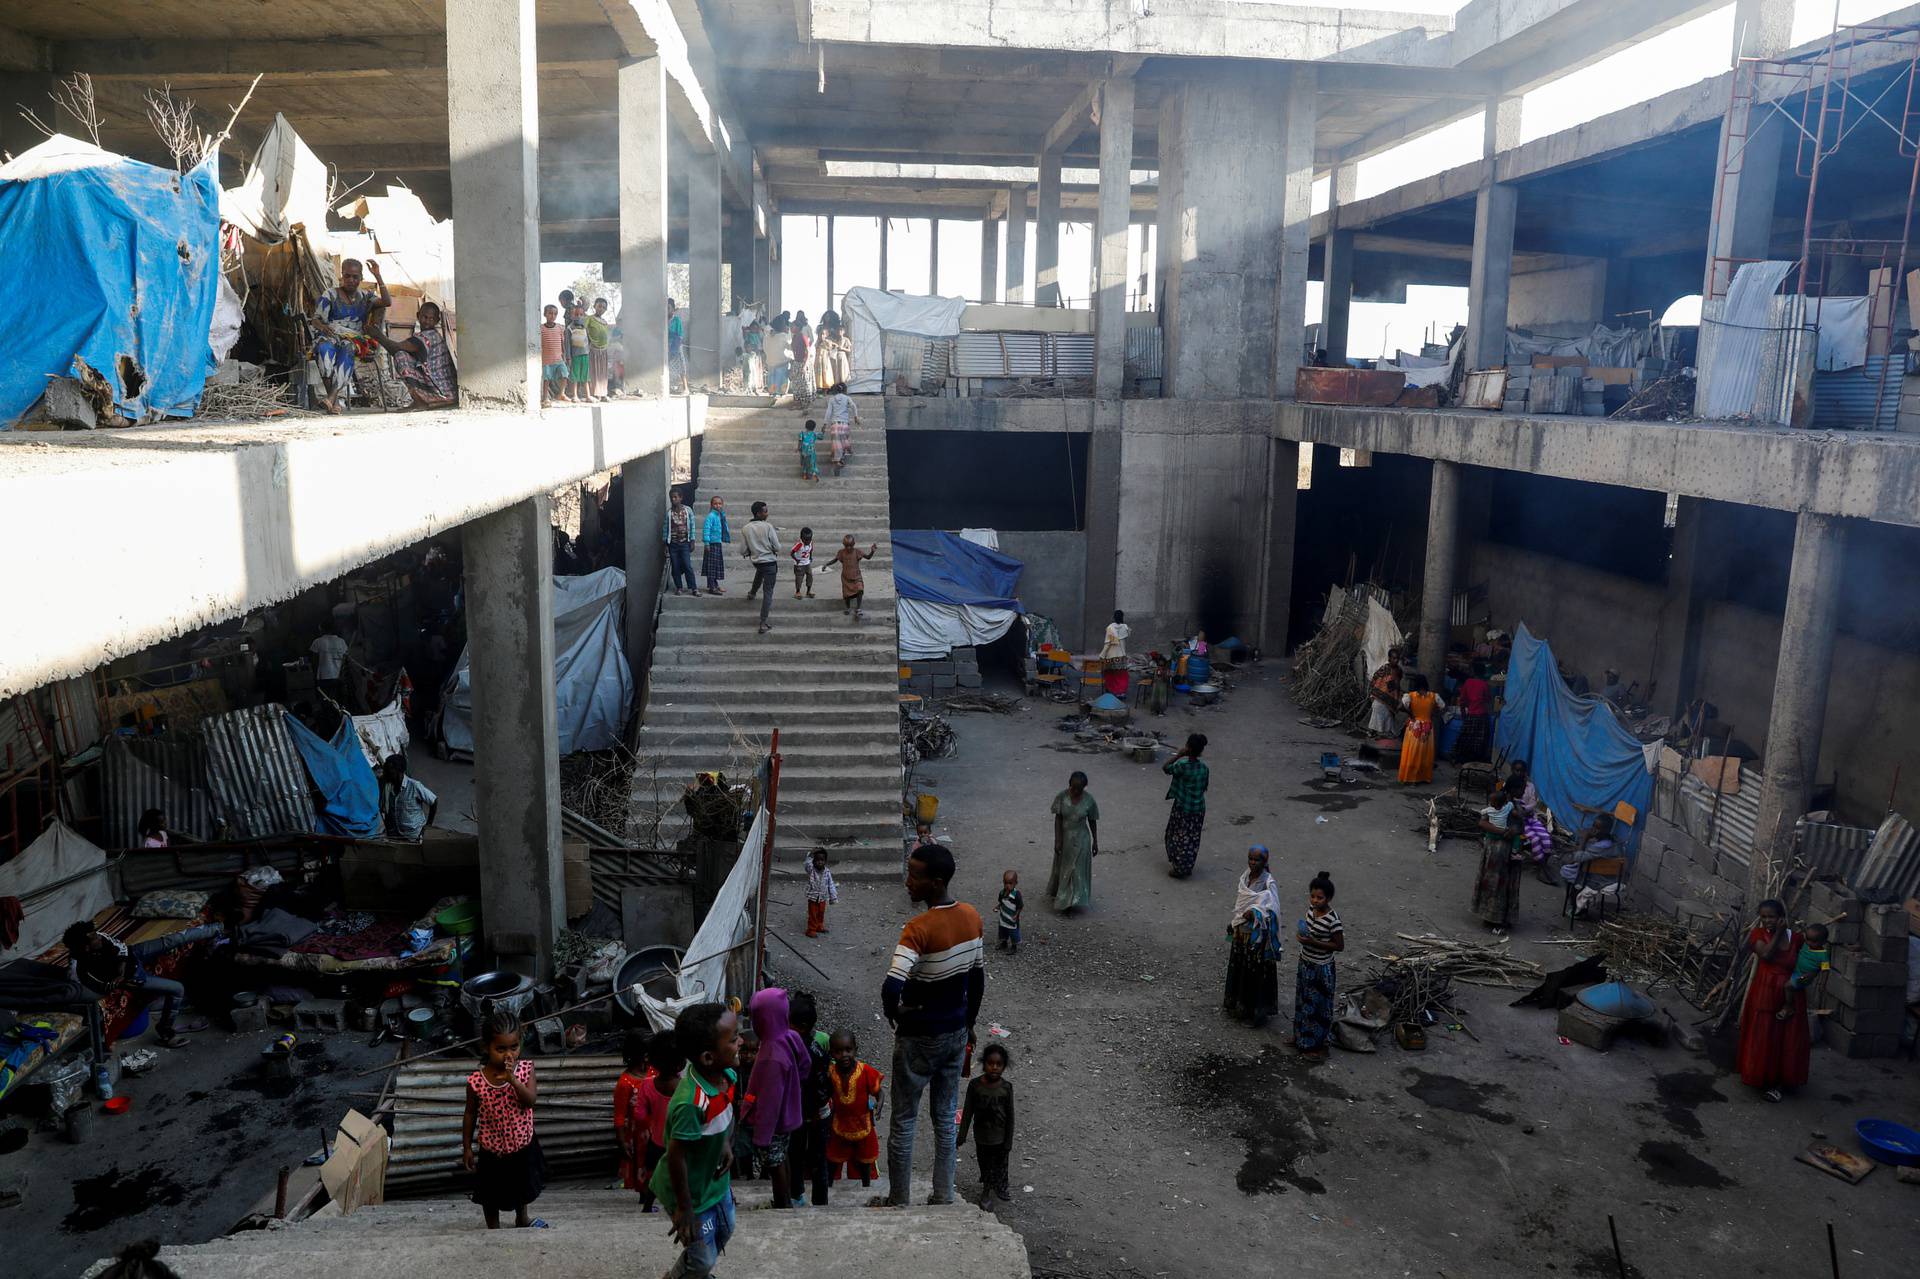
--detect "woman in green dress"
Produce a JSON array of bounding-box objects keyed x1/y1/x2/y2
[{"x1": 1048, "y1": 771, "x2": 1101, "y2": 912}]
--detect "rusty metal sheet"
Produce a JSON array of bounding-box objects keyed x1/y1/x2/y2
[
  {"x1": 1461, "y1": 369, "x2": 1507, "y2": 409},
  {"x1": 1295, "y1": 367, "x2": 1405, "y2": 405}
]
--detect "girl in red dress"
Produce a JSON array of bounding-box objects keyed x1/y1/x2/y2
[
  {"x1": 613, "y1": 1030, "x2": 651, "y2": 1193},
  {"x1": 1735, "y1": 898, "x2": 1810, "y2": 1101},
  {"x1": 823, "y1": 1030, "x2": 884, "y2": 1185}
]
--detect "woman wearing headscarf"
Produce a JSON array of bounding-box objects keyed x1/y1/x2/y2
[
  {"x1": 1470, "y1": 780, "x2": 1525, "y2": 932},
  {"x1": 1047, "y1": 771, "x2": 1100, "y2": 913},
  {"x1": 1223, "y1": 846, "x2": 1283, "y2": 1027}
]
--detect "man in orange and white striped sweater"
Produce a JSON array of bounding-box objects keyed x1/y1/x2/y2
[{"x1": 876, "y1": 843, "x2": 985, "y2": 1206}]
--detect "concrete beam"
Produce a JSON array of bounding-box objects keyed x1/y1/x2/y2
[
  {"x1": 1274, "y1": 404, "x2": 1920, "y2": 531},
  {"x1": 0, "y1": 25, "x2": 48, "y2": 73},
  {"x1": 1465, "y1": 183, "x2": 1516, "y2": 370},
  {"x1": 0, "y1": 399, "x2": 707, "y2": 698},
  {"x1": 599, "y1": 0, "x2": 754, "y2": 209},
  {"x1": 52, "y1": 28, "x2": 616, "y2": 80},
  {"x1": 464, "y1": 494, "x2": 563, "y2": 977},
  {"x1": 1275, "y1": 67, "x2": 1317, "y2": 399},
  {"x1": 1042, "y1": 81, "x2": 1101, "y2": 157}
]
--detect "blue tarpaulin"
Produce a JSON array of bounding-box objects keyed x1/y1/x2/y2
[
  {"x1": 1493, "y1": 624, "x2": 1653, "y2": 862},
  {"x1": 283, "y1": 714, "x2": 383, "y2": 839},
  {"x1": 0, "y1": 137, "x2": 222, "y2": 426},
  {"x1": 891, "y1": 530, "x2": 1024, "y2": 609}
]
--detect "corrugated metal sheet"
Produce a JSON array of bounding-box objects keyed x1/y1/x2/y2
[
  {"x1": 1698, "y1": 260, "x2": 1795, "y2": 419},
  {"x1": 384, "y1": 1053, "x2": 623, "y2": 1197},
  {"x1": 1669, "y1": 764, "x2": 1765, "y2": 870},
  {"x1": 118, "y1": 843, "x2": 304, "y2": 897},
  {"x1": 588, "y1": 847, "x2": 693, "y2": 914},
  {"x1": 1797, "y1": 819, "x2": 1878, "y2": 885},
  {"x1": 1125, "y1": 325, "x2": 1163, "y2": 384},
  {"x1": 1812, "y1": 355, "x2": 1903, "y2": 429},
  {"x1": 0, "y1": 697, "x2": 51, "y2": 779},
  {"x1": 1854, "y1": 812, "x2": 1920, "y2": 900},
  {"x1": 200, "y1": 704, "x2": 317, "y2": 839},
  {"x1": 1755, "y1": 292, "x2": 1812, "y2": 426},
  {"x1": 1053, "y1": 334, "x2": 1093, "y2": 376},
  {"x1": 102, "y1": 735, "x2": 218, "y2": 848},
  {"x1": 954, "y1": 331, "x2": 1047, "y2": 377}
]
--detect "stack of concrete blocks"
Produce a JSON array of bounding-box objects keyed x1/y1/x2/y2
[
  {"x1": 1579, "y1": 375, "x2": 1607, "y2": 417},
  {"x1": 1808, "y1": 878, "x2": 1911, "y2": 1058},
  {"x1": 903, "y1": 647, "x2": 983, "y2": 700},
  {"x1": 1898, "y1": 367, "x2": 1920, "y2": 433},
  {"x1": 1628, "y1": 808, "x2": 1750, "y2": 927},
  {"x1": 1502, "y1": 360, "x2": 1532, "y2": 413}
]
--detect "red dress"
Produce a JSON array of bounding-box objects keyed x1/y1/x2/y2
[
  {"x1": 1735, "y1": 927, "x2": 1810, "y2": 1089},
  {"x1": 613, "y1": 1069, "x2": 648, "y2": 1190},
  {"x1": 824, "y1": 1061, "x2": 884, "y2": 1177}
]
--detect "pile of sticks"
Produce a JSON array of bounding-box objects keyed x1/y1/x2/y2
[
  {"x1": 1543, "y1": 912, "x2": 1738, "y2": 1001},
  {"x1": 1289, "y1": 595, "x2": 1369, "y2": 721},
  {"x1": 200, "y1": 378, "x2": 311, "y2": 421},
  {"x1": 1362, "y1": 933, "x2": 1544, "y2": 1026},
  {"x1": 1609, "y1": 373, "x2": 1697, "y2": 422},
  {"x1": 1418, "y1": 792, "x2": 1494, "y2": 843},
  {"x1": 941, "y1": 691, "x2": 1021, "y2": 714}
]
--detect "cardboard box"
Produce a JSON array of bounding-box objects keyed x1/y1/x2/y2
[
  {"x1": 1587, "y1": 366, "x2": 1637, "y2": 386},
  {"x1": 319, "y1": 1109, "x2": 388, "y2": 1214}
]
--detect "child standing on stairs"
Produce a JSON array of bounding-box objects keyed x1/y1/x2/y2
[
  {"x1": 654, "y1": 1002, "x2": 742, "y2": 1279},
  {"x1": 461, "y1": 1010, "x2": 547, "y2": 1229},
  {"x1": 830, "y1": 534, "x2": 878, "y2": 621},
  {"x1": 805, "y1": 848, "x2": 838, "y2": 937},
  {"x1": 823, "y1": 1029, "x2": 884, "y2": 1187},
  {"x1": 614, "y1": 1030, "x2": 651, "y2": 1196},
  {"x1": 792, "y1": 528, "x2": 816, "y2": 600},
  {"x1": 627, "y1": 1030, "x2": 684, "y2": 1212},
  {"x1": 798, "y1": 419, "x2": 820, "y2": 483}
]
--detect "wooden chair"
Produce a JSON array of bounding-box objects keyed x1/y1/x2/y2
[{"x1": 1564, "y1": 800, "x2": 1636, "y2": 922}]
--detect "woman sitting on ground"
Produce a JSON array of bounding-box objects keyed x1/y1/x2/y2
[{"x1": 363, "y1": 300, "x2": 458, "y2": 409}]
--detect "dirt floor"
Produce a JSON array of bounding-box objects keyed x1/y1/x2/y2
[
  {"x1": 3, "y1": 1011, "x2": 390, "y2": 1273},
  {"x1": 770, "y1": 661, "x2": 1920, "y2": 1279}
]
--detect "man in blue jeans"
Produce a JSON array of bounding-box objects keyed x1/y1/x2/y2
[
  {"x1": 65, "y1": 920, "x2": 220, "y2": 1055},
  {"x1": 662, "y1": 488, "x2": 698, "y2": 596},
  {"x1": 877, "y1": 843, "x2": 986, "y2": 1205}
]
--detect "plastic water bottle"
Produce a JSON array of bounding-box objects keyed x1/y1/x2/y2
[{"x1": 94, "y1": 1063, "x2": 113, "y2": 1101}]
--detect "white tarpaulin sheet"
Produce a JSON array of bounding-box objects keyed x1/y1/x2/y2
[
  {"x1": 637, "y1": 804, "x2": 767, "y2": 1031},
  {"x1": 221, "y1": 113, "x2": 331, "y2": 243},
  {"x1": 1363, "y1": 597, "x2": 1403, "y2": 685},
  {"x1": 841, "y1": 286, "x2": 967, "y2": 393},
  {"x1": 350, "y1": 698, "x2": 410, "y2": 769},
  {"x1": 1813, "y1": 296, "x2": 1870, "y2": 371},
  {"x1": 723, "y1": 306, "x2": 761, "y2": 365},
  {"x1": 898, "y1": 597, "x2": 1018, "y2": 661},
  {"x1": 442, "y1": 568, "x2": 632, "y2": 756},
  {"x1": 0, "y1": 821, "x2": 113, "y2": 959}
]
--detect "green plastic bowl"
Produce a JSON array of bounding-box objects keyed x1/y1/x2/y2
[{"x1": 435, "y1": 902, "x2": 480, "y2": 937}]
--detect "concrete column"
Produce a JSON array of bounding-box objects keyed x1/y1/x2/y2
[
  {"x1": 445, "y1": 0, "x2": 541, "y2": 409},
  {"x1": 1094, "y1": 77, "x2": 1136, "y2": 398},
  {"x1": 618, "y1": 55, "x2": 669, "y2": 398},
  {"x1": 1005, "y1": 185, "x2": 1029, "y2": 302},
  {"x1": 1260, "y1": 440, "x2": 1300, "y2": 650},
  {"x1": 1274, "y1": 67, "x2": 1317, "y2": 399},
  {"x1": 769, "y1": 221, "x2": 782, "y2": 315},
  {"x1": 622, "y1": 451, "x2": 669, "y2": 674},
  {"x1": 1081, "y1": 410, "x2": 1124, "y2": 649},
  {"x1": 1035, "y1": 151, "x2": 1063, "y2": 307},
  {"x1": 1650, "y1": 498, "x2": 1732, "y2": 718},
  {"x1": 1704, "y1": 0, "x2": 1794, "y2": 298},
  {"x1": 929, "y1": 218, "x2": 940, "y2": 295},
  {"x1": 753, "y1": 231, "x2": 772, "y2": 315},
  {"x1": 1751, "y1": 512, "x2": 1847, "y2": 901},
  {"x1": 1320, "y1": 163, "x2": 1357, "y2": 364},
  {"x1": 978, "y1": 217, "x2": 999, "y2": 302},
  {"x1": 1417, "y1": 460, "x2": 1460, "y2": 687},
  {"x1": 686, "y1": 152, "x2": 722, "y2": 385},
  {"x1": 463, "y1": 496, "x2": 562, "y2": 977},
  {"x1": 825, "y1": 215, "x2": 836, "y2": 309},
  {"x1": 1466, "y1": 184, "x2": 1517, "y2": 371},
  {"x1": 724, "y1": 216, "x2": 754, "y2": 312},
  {"x1": 878, "y1": 216, "x2": 890, "y2": 292},
  {"x1": 1158, "y1": 66, "x2": 1315, "y2": 399}
]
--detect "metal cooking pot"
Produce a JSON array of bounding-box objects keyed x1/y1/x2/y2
[
  {"x1": 460, "y1": 970, "x2": 536, "y2": 1024},
  {"x1": 612, "y1": 946, "x2": 687, "y2": 1018}
]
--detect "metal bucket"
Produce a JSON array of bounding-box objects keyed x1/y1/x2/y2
[
  {"x1": 460, "y1": 971, "x2": 536, "y2": 1025},
  {"x1": 612, "y1": 946, "x2": 688, "y2": 1018}
]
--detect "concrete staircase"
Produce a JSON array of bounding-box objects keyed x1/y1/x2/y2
[
  {"x1": 637, "y1": 405, "x2": 903, "y2": 859},
  {"x1": 147, "y1": 1183, "x2": 1030, "y2": 1277}
]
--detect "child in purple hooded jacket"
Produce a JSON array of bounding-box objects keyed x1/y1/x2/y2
[{"x1": 745, "y1": 987, "x2": 810, "y2": 1208}]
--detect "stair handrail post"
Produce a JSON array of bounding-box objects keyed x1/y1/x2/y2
[{"x1": 754, "y1": 728, "x2": 783, "y2": 989}]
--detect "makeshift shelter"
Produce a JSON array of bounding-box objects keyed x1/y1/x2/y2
[
  {"x1": 1492, "y1": 623, "x2": 1654, "y2": 861},
  {"x1": 0, "y1": 135, "x2": 221, "y2": 426},
  {"x1": 840, "y1": 286, "x2": 967, "y2": 393},
  {"x1": 0, "y1": 822, "x2": 114, "y2": 959},
  {"x1": 284, "y1": 715, "x2": 383, "y2": 839},
  {"x1": 441, "y1": 568, "x2": 632, "y2": 757},
  {"x1": 893, "y1": 530, "x2": 1025, "y2": 661}
]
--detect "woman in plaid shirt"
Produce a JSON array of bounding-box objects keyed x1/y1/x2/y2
[{"x1": 1162, "y1": 733, "x2": 1210, "y2": 878}]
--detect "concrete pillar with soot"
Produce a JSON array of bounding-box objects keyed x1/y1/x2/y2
[
  {"x1": 1466, "y1": 97, "x2": 1520, "y2": 371},
  {"x1": 618, "y1": 54, "x2": 669, "y2": 397},
  {"x1": 1418, "y1": 460, "x2": 1461, "y2": 688},
  {"x1": 463, "y1": 495, "x2": 562, "y2": 977},
  {"x1": 1751, "y1": 512, "x2": 1847, "y2": 905},
  {"x1": 445, "y1": 0, "x2": 541, "y2": 408},
  {"x1": 1094, "y1": 76, "x2": 1136, "y2": 398},
  {"x1": 1035, "y1": 150, "x2": 1063, "y2": 307},
  {"x1": 623, "y1": 451, "x2": 670, "y2": 676},
  {"x1": 1705, "y1": 0, "x2": 1794, "y2": 298},
  {"x1": 1320, "y1": 163, "x2": 1357, "y2": 365},
  {"x1": 686, "y1": 151, "x2": 722, "y2": 386},
  {"x1": 978, "y1": 217, "x2": 1000, "y2": 303},
  {"x1": 1005, "y1": 185, "x2": 1030, "y2": 303}
]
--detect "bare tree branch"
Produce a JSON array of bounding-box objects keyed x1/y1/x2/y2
[
  {"x1": 144, "y1": 84, "x2": 201, "y2": 172},
  {"x1": 51, "y1": 74, "x2": 106, "y2": 148},
  {"x1": 16, "y1": 107, "x2": 57, "y2": 143}
]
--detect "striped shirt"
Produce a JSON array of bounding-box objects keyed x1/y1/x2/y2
[
  {"x1": 997, "y1": 888, "x2": 1023, "y2": 931},
  {"x1": 1299, "y1": 909, "x2": 1342, "y2": 965},
  {"x1": 882, "y1": 901, "x2": 986, "y2": 1037}
]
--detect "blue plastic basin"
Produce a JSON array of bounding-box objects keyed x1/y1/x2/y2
[{"x1": 1855, "y1": 1118, "x2": 1920, "y2": 1167}]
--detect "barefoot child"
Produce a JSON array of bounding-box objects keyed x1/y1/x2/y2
[
  {"x1": 730, "y1": 1032, "x2": 760, "y2": 1182},
  {"x1": 461, "y1": 1011, "x2": 546, "y2": 1229},
  {"x1": 792, "y1": 528, "x2": 816, "y2": 600},
  {"x1": 830, "y1": 534, "x2": 877, "y2": 621},
  {"x1": 745, "y1": 987, "x2": 809, "y2": 1209},
  {"x1": 824, "y1": 1030, "x2": 884, "y2": 1186},
  {"x1": 654, "y1": 1002, "x2": 742, "y2": 1279},
  {"x1": 613, "y1": 1030, "x2": 651, "y2": 1195},
  {"x1": 806, "y1": 848, "x2": 838, "y2": 937},
  {"x1": 787, "y1": 991, "x2": 832, "y2": 1206},
  {"x1": 958, "y1": 1042, "x2": 1014, "y2": 1208},
  {"x1": 539, "y1": 305, "x2": 566, "y2": 405},
  {"x1": 798, "y1": 420, "x2": 820, "y2": 483},
  {"x1": 628, "y1": 1029, "x2": 684, "y2": 1212},
  {"x1": 997, "y1": 870, "x2": 1024, "y2": 953}
]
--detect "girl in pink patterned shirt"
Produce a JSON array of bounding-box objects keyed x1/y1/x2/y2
[{"x1": 462, "y1": 1012, "x2": 547, "y2": 1228}]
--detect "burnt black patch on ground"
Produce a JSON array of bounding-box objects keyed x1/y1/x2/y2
[
  {"x1": 1178, "y1": 1049, "x2": 1328, "y2": 1196},
  {"x1": 1230, "y1": 815, "x2": 1256, "y2": 826},
  {"x1": 1287, "y1": 793, "x2": 1366, "y2": 812},
  {"x1": 63, "y1": 1165, "x2": 188, "y2": 1233},
  {"x1": 1642, "y1": 1071, "x2": 1726, "y2": 1139},
  {"x1": 1403, "y1": 1070, "x2": 1514, "y2": 1125},
  {"x1": 1567, "y1": 1247, "x2": 1648, "y2": 1279},
  {"x1": 1636, "y1": 1140, "x2": 1735, "y2": 1189},
  {"x1": 0, "y1": 1127, "x2": 28, "y2": 1155}
]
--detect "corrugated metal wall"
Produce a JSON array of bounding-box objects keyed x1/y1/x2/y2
[
  {"x1": 1811, "y1": 355, "x2": 1903, "y2": 429},
  {"x1": 1855, "y1": 813, "x2": 1920, "y2": 900},
  {"x1": 102, "y1": 736, "x2": 218, "y2": 848},
  {"x1": 200, "y1": 705, "x2": 317, "y2": 839}
]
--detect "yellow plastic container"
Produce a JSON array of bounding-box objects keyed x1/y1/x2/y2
[{"x1": 915, "y1": 793, "x2": 940, "y2": 823}]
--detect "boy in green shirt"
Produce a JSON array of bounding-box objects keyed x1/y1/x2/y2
[{"x1": 652, "y1": 1002, "x2": 742, "y2": 1278}]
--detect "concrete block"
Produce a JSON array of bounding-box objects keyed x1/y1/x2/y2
[
  {"x1": 1833, "y1": 1002, "x2": 1906, "y2": 1036},
  {"x1": 956, "y1": 671, "x2": 982, "y2": 689},
  {"x1": 931, "y1": 674, "x2": 957, "y2": 690},
  {"x1": 925, "y1": 660, "x2": 954, "y2": 675},
  {"x1": 1830, "y1": 977, "x2": 1906, "y2": 1014},
  {"x1": 1644, "y1": 879, "x2": 1681, "y2": 920},
  {"x1": 1863, "y1": 927, "x2": 1908, "y2": 963},
  {"x1": 1557, "y1": 1000, "x2": 1621, "y2": 1050},
  {"x1": 1822, "y1": 1021, "x2": 1874, "y2": 1059},
  {"x1": 1829, "y1": 918, "x2": 1862, "y2": 947},
  {"x1": 1829, "y1": 948, "x2": 1907, "y2": 987},
  {"x1": 951, "y1": 647, "x2": 976, "y2": 662},
  {"x1": 1807, "y1": 880, "x2": 1862, "y2": 927},
  {"x1": 528, "y1": 1017, "x2": 566, "y2": 1055},
  {"x1": 228, "y1": 1002, "x2": 270, "y2": 1033},
  {"x1": 1864, "y1": 903, "x2": 1909, "y2": 945},
  {"x1": 294, "y1": 998, "x2": 347, "y2": 1031}
]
